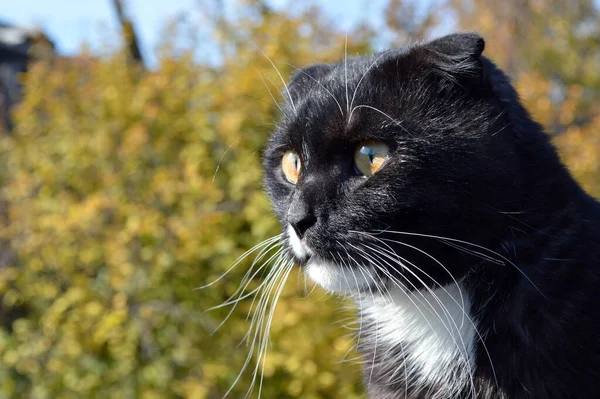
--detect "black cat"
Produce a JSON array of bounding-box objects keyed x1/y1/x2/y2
[{"x1": 263, "y1": 32, "x2": 600, "y2": 398}]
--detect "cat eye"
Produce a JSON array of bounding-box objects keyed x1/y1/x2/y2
[
  {"x1": 281, "y1": 150, "x2": 301, "y2": 184},
  {"x1": 354, "y1": 141, "x2": 389, "y2": 177}
]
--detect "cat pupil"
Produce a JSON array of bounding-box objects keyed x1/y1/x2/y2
[{"x1": 360, "y1": 146, "x2": 375, "y2": 163}]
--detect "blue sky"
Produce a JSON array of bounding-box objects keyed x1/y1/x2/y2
[{"x1": 1, "y1": 0, "x2": 389, "y2": 67}]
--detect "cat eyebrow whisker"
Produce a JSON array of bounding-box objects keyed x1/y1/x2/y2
[
  {"x1": 349, "y1": 49, "x2": 400, "y2": 114},
  {"x1": 288, "y1": 64, "x2": 344, "y2": 117},
  {"x1": 254, "y1": 68, "x2": 286, "y2": 116},
  {"x1": 344, "y1": 33, "x2": 350, "y2": 115},
  {"x1": 348, "y1": 104, "x2": 413, "y2": 137},
  {"x1": 258, "y1": 48, "x2": 297, "y2": 115}
]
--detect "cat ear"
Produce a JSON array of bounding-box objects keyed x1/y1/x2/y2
[{"x1": 417, "y1": 32, "x2": 486, "y2": 82}]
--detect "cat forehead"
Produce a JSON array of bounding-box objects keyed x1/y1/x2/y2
[
  {"x1": 276, "y1": 62, "x2": 412, "y2": 152},
  {"x1": 278, "y1": 105, "x2": 395, "y2": 155}
]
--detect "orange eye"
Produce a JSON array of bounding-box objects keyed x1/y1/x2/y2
[
  {"x1": 282, "y1": 150, "x2": 301, "y2": 184},
  {"x1": 354, "y1": 141, "x2": 389, "y2": 176}
]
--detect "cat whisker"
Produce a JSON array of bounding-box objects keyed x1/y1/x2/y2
[
  {"x1": 257, "y1": 48, "x2": 297, "y2": 114},
  {"x1": 254, "y1": 68, "x2": 285, "y2": 115},
  {"x1": 209, "y1": 262, "x2": 283, "y2": 336},
  {"x1": 359, "y1": 237, "x2": 498, "y2": 390},
  {"x1": 353, "y1": 256, "x2": 450, "y2": 390},
  {"x1": 356, "y1": 242, "x2": 481, "y2": 397},
  {"x1": 210, "y1": 246, "x2": 285, "y2": 334},
  {"x1": 288, "y1": 64, "x2": 344, "y2": 117},
  {"x1": 348, "y1": 104, "x2": 414, "y2": 137},
  {"x1": 375, "y1": 229, "x2": 546, "y2": 298},
  {"x1": 255, "y1": 260, "x2": 295, "y2": 398},
  {"x1": 349, "y1": 49, "x2": 400, "y2": 116},
  {"x1": 354, "y1": 261, "x2": 382, "y2": 392},
  {"x1": 224, "y1": 254, "x2": 290, "y2": 398},
  {"x1": 439, "y1": 239, "x2": 505, "y2": 266},
  {"x1": 344, "y1": 33, "x2": 350, "y2": 115},
  {"x1": 247, "y1": 258, "x2": 294, "y2": 398},
  {"x1": 217, "y1": 247, "x2": 285, "y2": 310},
  {"x1": 197, "y1": 234, "x2": 282, "y2": 289},
  {"x1": 353, "y1": 243, "x2": 457, "y2": 344},
  {"x1": 352, "y1": 230, "x2": 467, "y2": 326},
  {"x1": 243, "y1": 249, "x2": 289, "y2": 320},
  {"x1": 212, "y1": 143, "x2": 235, "y2": 183}
]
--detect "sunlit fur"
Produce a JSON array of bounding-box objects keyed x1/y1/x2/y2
[{"x1": 262, "y1": 32, "x2": 600, "y2": 398}]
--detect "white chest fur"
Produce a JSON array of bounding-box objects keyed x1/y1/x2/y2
[{"x1": 358, "y1": 283, "x2": 477, "y2": 398}]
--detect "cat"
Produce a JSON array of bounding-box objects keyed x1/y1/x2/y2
[{"x1": 262, "y1": 32, "x2": 600, "y2": 398}]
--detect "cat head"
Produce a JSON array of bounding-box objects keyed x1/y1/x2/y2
[{"x1": 263, "y1": 32, "x2": 562, "y2": 294}]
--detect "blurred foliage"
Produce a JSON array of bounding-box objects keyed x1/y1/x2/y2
[
  {"x1": 0, "y1": 2, "x2": 370, "y2": 398},
  {"x1": 0, "y1": 0, "x2": 598, "y2": 398}
]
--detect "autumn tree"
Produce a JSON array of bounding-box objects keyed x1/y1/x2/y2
[{"x1": 0, "y1": 1, "x2": 370, "y2": 398}]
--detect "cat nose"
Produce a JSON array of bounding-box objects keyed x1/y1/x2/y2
[{"x1": 288, "y1": 201, "x2": 317, "y2": 239}]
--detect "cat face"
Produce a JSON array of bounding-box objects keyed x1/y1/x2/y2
[{"x1": 264, "y1": 33, "x2": 534, "y2": 294}]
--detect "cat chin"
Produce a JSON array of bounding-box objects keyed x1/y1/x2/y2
[{"x1": 305, "y1": 260, "x2": 377, "y2": 293}]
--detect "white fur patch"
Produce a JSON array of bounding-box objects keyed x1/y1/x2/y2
[
  {"x1": 305, "y1": 260, "x2": 377, "y2": 293},
  {"x1": 287, "y1": 225, "x2": 376, "y2": 293},
  {"x1": 359, "y1": 283, "x2": 476, "y2": 397},
  {"x1": 287, "y1": 225, "x2": 313, "y2": 259},
  {"x1": 287, "y1": 224, "x2": 477, "y2": 395}
]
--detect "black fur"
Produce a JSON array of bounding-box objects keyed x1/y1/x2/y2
[{"x1": 263, "y1": 32, "x2": 600, "y2": 398}]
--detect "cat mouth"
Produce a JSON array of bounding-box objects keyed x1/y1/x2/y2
[
  {"x1": 286, "y1": 225, "x2": 379, "y2": 293},
  {"x1": 286, "y1": 225, "x2": 314, "y2": 264}
]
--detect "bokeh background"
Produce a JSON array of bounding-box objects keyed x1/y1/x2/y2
[{"x1": 0, "y1": 0, "x2": 598, "y2": 398}]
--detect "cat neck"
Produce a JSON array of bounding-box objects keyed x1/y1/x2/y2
[{"x1": 355, "y1": 282, "x2": 477, "y2": 399}]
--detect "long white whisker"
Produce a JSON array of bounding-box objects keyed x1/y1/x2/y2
[
  {"x1": 255, "y1": 261, "x2": 295, "y2": 398},
  {"x1": 353, "y1": 230, "x2": 466, "y2": 327},
  {"x1": 197, "y1": 235, "x2": 282, "y2": 289},
  {"x1": 254, "y1": 68, "x2": 285, "y2": 115},
  {"x1": 360, "y1": 239, "x2": 497, "y2": 390},
  {"x1": 352, "y1": 240, "x2": 476, "y2": 389},
  {"x1": 258, "y1": 49, "x2": 296, "y2": 114},
  {"x1": 224, "y1": 254, "x2": 290, "y2": 398},
  {"x1": 288, "y1": 64, "x2": 344, "y2": 117},
  {"x1": 376, "y1": 229, "x2": 546, "y2": 297},
  {"x1": 362, "y1": 246, "x2": 477, "y2": 397},
  {"x1": 349, "y1": 49, "x2": 399, "y2": 115},
  {"x1": 344, "y1": 33, "x2": 349, "y2": 115},
  {"x1": 211, "y1": 247, "x2": 285, "y2": 334},
  {"x1": 439, "y1": 239, "x2": 504, "y2": 265}
]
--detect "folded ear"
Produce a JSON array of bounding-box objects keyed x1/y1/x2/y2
[{"x1": 417, "y1": 32, "x2": 486, "y2": 83}]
